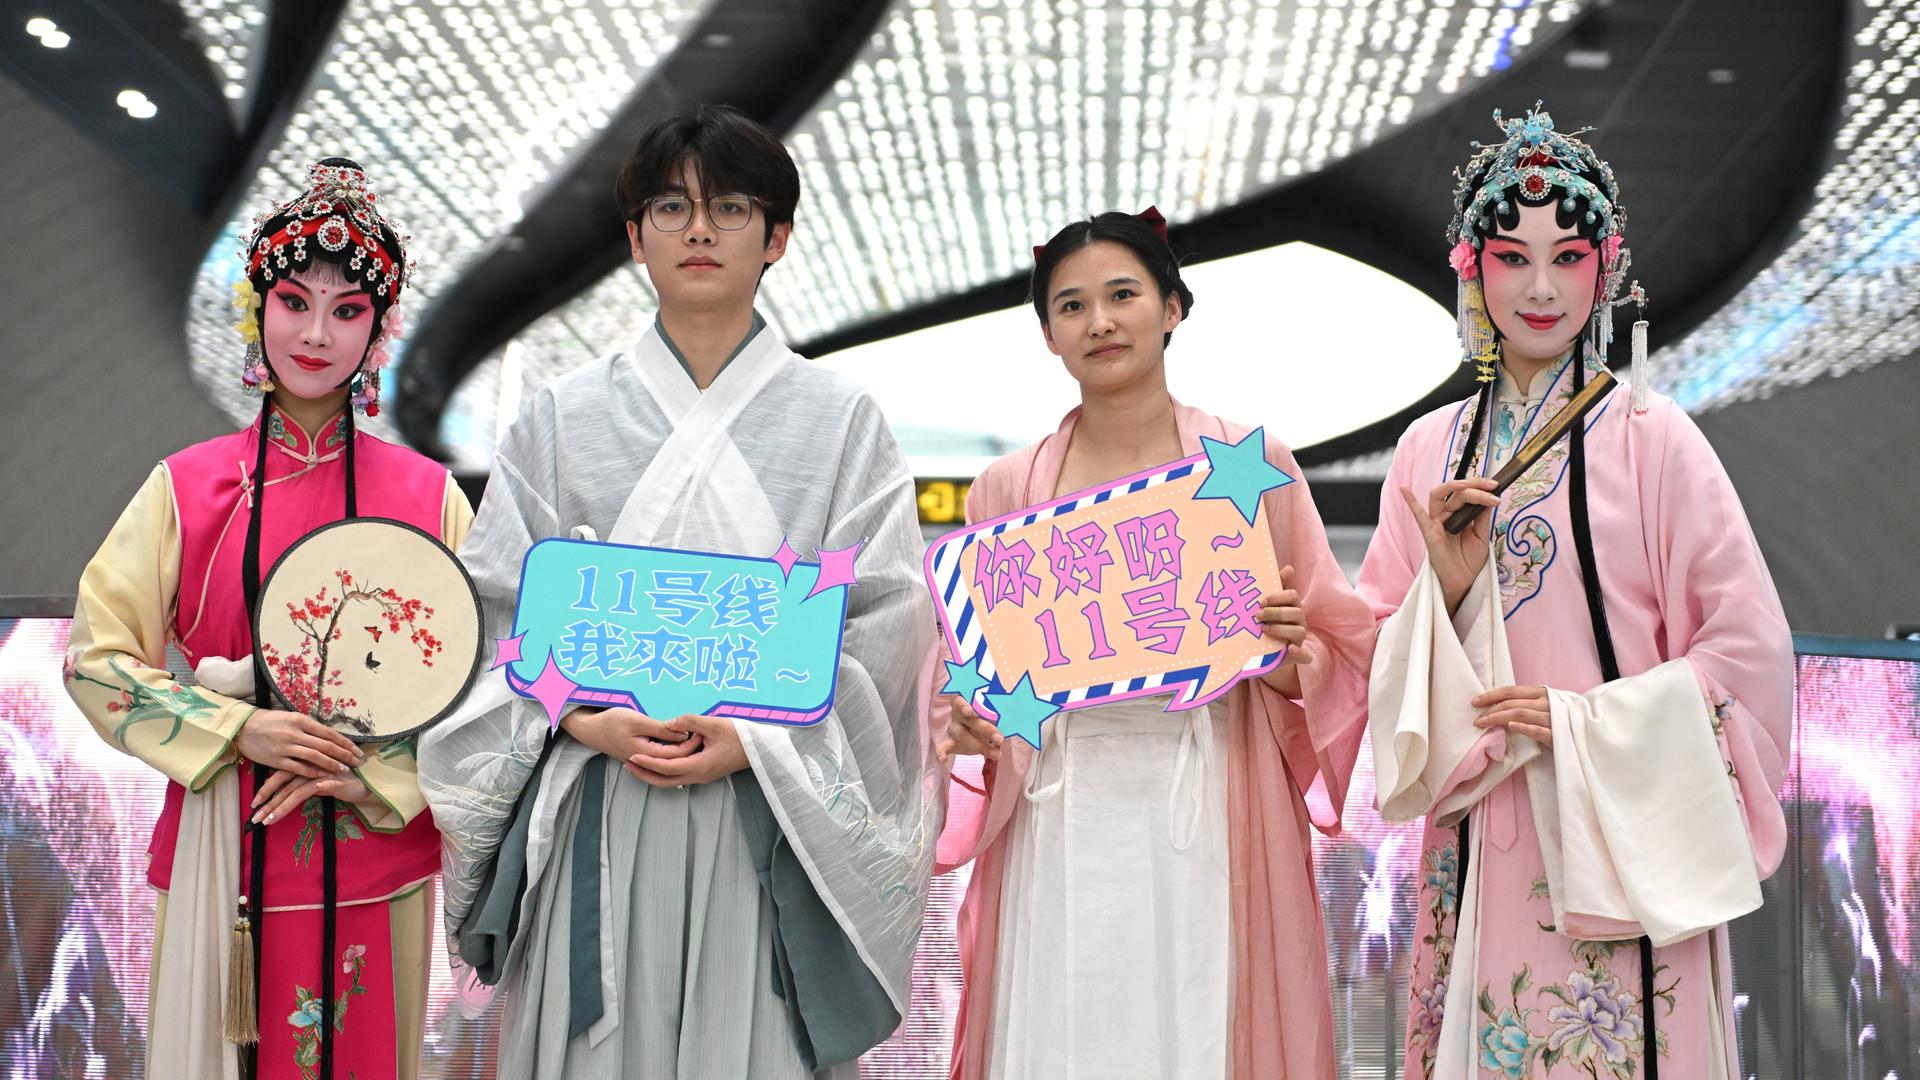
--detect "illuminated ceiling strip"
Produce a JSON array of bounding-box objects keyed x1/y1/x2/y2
[
  {"x1": 1656, "y1": 0, "x2": 1920, "y2": 410},
  {"x1": 442, "y1": 0, "x2": 1583, "y2": 467}
]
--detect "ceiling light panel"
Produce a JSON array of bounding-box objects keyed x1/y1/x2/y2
[
  {"x1": 176, "y1": 0, "x2": 267, "y2": 114},
  {"x1": 760, "y1": 0, "x2": 1584, "y2": 343},
  {"x1": 447, "y1": 0, "x2": 1582, "y2": 464},
  {"x1": 1656, "y1": 0, "x2": 1920, "y2": 410},
  {"x1": 182, "y1": 0, "x2": 711, "y2": 435}
]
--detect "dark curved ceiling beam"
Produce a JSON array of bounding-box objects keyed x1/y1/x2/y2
[
  {"x1": 794, "y1": 0, "x2": 1845, "y2": 471},
  {"x1": 0, "y1": 0, "x2": 345, "y2": 219},
  {"x1": 395, "y1": 0, "x2": 895, "y2": 458},
  {"x1": 204, "y1": 1, "x2": 354, "y2": 222},
  {"x1": 0, "y1": 0, "x2": 236, "y2": 213}
]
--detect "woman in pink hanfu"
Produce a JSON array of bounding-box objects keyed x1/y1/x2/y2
[
  {"x1": 937, "y1": 209, "x2": 1378, "y2": 1080},
  {"x1": 1358, "y1": 106, "x2": 1793, "y2": 1080},
  {"x1": 63, "y1": 159, "x2": 470, "y2": 1080}
]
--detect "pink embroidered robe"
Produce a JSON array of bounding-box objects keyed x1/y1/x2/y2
[
  {"x1": 65, "y1": 404, "x2": 470, "y2": 1079},
  {"x1": 1356, "y1": 364, "x2": 1793, "y2": 1080}
]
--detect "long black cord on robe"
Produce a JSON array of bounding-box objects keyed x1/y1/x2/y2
[
  {"x1": 1564, "y1": 360, "x2": 1659, "y2": 1078},
  {"x1": 1447, "y1": 377, "x2": 1495, "y2": 914},
  {"x1": 238, "y1": 395, "x2": 356, "y2": 1080},
  {"x1": 1443, "y1": 350, "x2": 1660, "y2": 1077},
  {"x1": 241, "y1": 397, "x2": 271, "y2": 1080}
]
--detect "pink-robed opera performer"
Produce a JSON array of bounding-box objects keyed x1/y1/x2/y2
[
  {"x1": 1358, "y1": 106, "x2": 1793, "y2": 1080},
  {"x1": 936, "y1": 209, "x2": 1378, "y2": 1079},
  {"x1": 62, "y1": 160, "x2": 470, "y2": 1080}
]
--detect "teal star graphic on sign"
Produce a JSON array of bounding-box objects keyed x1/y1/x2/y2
[
  {"x1": 979, "y1": 672, "x2": 1061, "y2": 750},
  {"x1": 1193, "y1": 426, "x2": 1294, "y2": 525},
  {"x1": 941, "y1": 655, "x2": 993, "y2": 704}
]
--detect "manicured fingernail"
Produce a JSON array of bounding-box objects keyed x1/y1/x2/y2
[{"x1": 264, "y1": 813, "x2": 275, "y2": 824}]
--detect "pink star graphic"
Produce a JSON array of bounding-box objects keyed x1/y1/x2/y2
[
  {"x1": 771, "y1": 537, "x2": 802, "y2": 581},
  {"x1": 490, "y1": 632, "x2": 526, "y2": 671},
  {"x1": 806, "y1": 541, "x2": 863, "y2": 599},
  {"x1": 524, "y1": 650, "x2": 579, "y2": 732}
]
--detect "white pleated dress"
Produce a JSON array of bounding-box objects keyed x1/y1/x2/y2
[{"x1": 987, "y1": 697, "x2": 1233, "y2": 1079}]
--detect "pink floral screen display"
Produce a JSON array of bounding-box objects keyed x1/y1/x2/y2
[{"x1": 2, "y1": 616, "x2": 1913, "y2": 1078}]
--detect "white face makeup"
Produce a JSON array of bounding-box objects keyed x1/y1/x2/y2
[
  {"x1": 1479, "y1": 200, "x2": 1601, "y2": 367},
  {"x1": 262, "y1": 265, "x2": 376, "y2": 399},
  {"x1": 1041, "y1": 240, "x2": 1183, "y2": 394}
]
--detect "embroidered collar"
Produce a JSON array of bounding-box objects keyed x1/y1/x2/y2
[
  {"x1": 1495, "y1": 352, "x2": 1574, "y2": 406},
  {"x1": 261, "y1": 403, "x2": 350, "y2": 466}
]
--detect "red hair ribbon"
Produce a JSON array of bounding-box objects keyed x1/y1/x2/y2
[{"x1": 1135, "y1": 204, "x2": 1169, "y2": 244}]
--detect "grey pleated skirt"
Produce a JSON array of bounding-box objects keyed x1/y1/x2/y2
[{"x1": 496, "y1": 757, "x2": 857, "y2": 1080}]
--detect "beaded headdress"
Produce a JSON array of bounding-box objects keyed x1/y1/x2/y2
[
  {"x1": 1446, "y1": 104, "x2": 1652, "y2": 409},
  {"x1": 231, "y1": 159, "x2": 414, "y2": 416}
]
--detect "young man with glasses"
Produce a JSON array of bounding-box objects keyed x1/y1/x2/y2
[{"x1": 419, "y1": 104, "x2": 938, "y2": 1079}]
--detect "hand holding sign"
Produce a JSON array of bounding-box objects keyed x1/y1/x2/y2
[
  {"x1": 1258, "y1": 566, "x2": 1314, "y2": 666},
  {"x1": 926, "y1": 428, "x2": 1298, "y2": 749},
  {"x1": 938, "y1": 694, "x2": 1004, "y2": 764}
]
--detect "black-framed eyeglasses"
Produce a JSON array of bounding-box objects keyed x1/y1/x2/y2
[{"x1": 636, "y1": 193, "x2": 764, "y2": 233}]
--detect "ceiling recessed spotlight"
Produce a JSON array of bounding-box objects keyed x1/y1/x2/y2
[
  {"x1": 40, "y1": 28, "x2": 68, "y2": 48},
  {"x1": 24, "y1": 17, "x2": 55, "y2": 37},
  {"x1": 116, "y1": 89, "x2": 156, "y2": 118}
]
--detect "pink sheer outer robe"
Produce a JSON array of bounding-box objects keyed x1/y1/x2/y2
[{"x1": 937, "y1": 400, "x2": 1377, "y2": 1079}]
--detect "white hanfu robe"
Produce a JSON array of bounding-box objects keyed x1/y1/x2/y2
[{"x1": 417, "y1": 317, "x2": 938, "y2": 1079}]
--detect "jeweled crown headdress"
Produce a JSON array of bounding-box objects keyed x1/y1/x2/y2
[
  {"x1": 1446, "y1": 104, "x2": 1652, "y2": 409},
  {"x1": 231, "y1": 159, "x2": 415, "y2": 415},
  {"x1": 244, "y1": 160, "x2": 412, "y2": 298}
]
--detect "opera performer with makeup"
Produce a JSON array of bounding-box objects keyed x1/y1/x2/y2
[
  {"x1": 62, "y1": 160, "x2": 470, "y2": 1079},
  {"x1": 1356, "y1": 107, "x2": 1792, "y2": 1080}
]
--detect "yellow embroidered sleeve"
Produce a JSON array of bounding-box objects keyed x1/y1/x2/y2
[
  {"x1": 65, "y1": 464, "x2": 253, "y2": 791},
  {"x1": 350, "y1": 474, "x2": 477, "y2": 831}
]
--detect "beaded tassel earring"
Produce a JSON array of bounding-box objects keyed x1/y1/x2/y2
[
  {"x1": 1624, "y1": 282, "x2": 1651, "y2": 413},
  {"x1": 349, "y1": 369, "x2": 382, "y2": 418}
]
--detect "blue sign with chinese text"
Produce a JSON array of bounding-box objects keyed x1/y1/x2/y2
[{"x1": 497, "y1": 537, "x2": 856, "y2": 728}]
